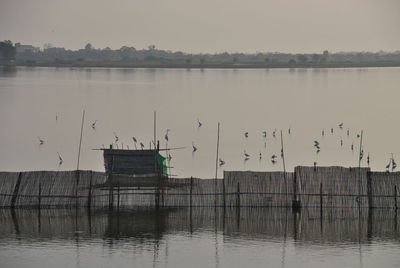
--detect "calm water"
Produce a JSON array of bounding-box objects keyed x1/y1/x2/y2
[
  {"x1": 0, "y1": 208, "x2": 399, "y2": 268},
  {"x1": 1, "y1": 67, "x2": 400, "y2": 177},
  {"x1": 1, "y1": 67, "x2": 400, "y2": 267}
]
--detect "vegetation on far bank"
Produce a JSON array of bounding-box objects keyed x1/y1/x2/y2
[{"x1": 2, "y1": 41, "x2": 400, "y2": 69}]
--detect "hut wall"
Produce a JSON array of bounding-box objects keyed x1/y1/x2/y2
[{"x1": 295, "y1": 166, "x2": 370, "y2": 208}]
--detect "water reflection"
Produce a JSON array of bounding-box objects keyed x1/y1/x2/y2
[
  {"x1": 0, "y1": 208, "x2": 399, "y2": 268},
  {"x1": 1, "y1": 208, "x2": 399, "y2": 243}
]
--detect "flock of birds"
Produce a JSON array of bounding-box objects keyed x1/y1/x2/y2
[{"x1": 37, "y1": 115, "x2": 398, "y2": 173}]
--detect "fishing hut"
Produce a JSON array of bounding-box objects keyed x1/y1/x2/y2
[{"x1": 102, "y1": 143, "x2": 169, "y2": 208}]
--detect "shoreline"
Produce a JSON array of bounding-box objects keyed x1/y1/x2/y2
[{"x1": 8, "y1": 61, "x2": 400, "y2": 69}]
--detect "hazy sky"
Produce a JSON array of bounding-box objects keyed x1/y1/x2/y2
[{"x1": 1, "y1": 0, "x2": 399, "y2": 53}]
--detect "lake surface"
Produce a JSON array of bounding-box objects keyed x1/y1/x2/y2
[
  {"x1": 1, "y1": 67, "x2": 400, "y2": 267},
  {"x1": 0, "y1": 208, "x2": 399, "y2": 268},
  {"x1": 1, "y1": 67, "x2": 400, "y2": 178}
]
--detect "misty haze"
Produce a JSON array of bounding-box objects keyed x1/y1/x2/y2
[{"x1": 1, "y1": 1, "x2": 400, "y2": 268}]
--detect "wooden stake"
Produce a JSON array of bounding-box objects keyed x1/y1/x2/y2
[
  {"x1": 215, "y1": 122, "x2": 220, "y2": 207},
  {"x1": 280, "y1": 130, "x2": 288, "y2": 205},
  {"x1": 77, "y1": 110, "x2": 85, "y2": 170},
  {"x1": 358, "y1": 130, "x2": 363, "y2": 206}
]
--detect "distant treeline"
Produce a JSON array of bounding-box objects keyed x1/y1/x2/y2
[
  {"x1": 8, "y1": 42, "x2": 400, "y2": 68},
  {"x1": 0, "y1": 40, "x2": 17, "y2": 65}
]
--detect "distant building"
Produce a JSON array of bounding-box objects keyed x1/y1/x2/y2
[{"x1": 15, "y1": 43, "x2": 40, "y2": 53}]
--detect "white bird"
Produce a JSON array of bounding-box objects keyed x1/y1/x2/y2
[
  {"x1": 244, "y1": 150, "x2": 250, "y2": 158},
  {"x1": 140, "y1": 142, "x2": 145, "y2": 150},
  {"x1": 244, "y1": 132, "x2": 249, "y2": 138},
  {"x1": 219, "y1": 158, "x2": 225, "y2": 166},
  {"x1": 132, "y1": 137, "x2": 137, "y2": 149},
  {"x1": 165, "y1": 129, "x2": 170, "y2": 142},
  {"x1": 113, "y1": 132, "x2": 119, "y2": 143},
  {"x1": 91, "y1": 120, "x2": 97, "y2": 129},
  {"x1": 192, "y1": 142, "x2": 197, "y2": 152},
  {"x1": 197, "y1": 118, "x2": 202, "y2": 128},
  {"x1": 386, "y1": 161, "x2": 391, "y2": 170},
  {"x1": 37, "y1": 136, "x2": 44, "y2": 145},
  {"x1": 57, "y1": 152, "x2": 63, "y2": 165}
]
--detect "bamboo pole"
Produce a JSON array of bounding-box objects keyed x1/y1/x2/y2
[
  {"x1": 280, "y1": 130, "x2": 288, "y2": 206},
  {"x1": 358, "y1": 130, "x2": 363, "y2": 210},
  {"x1": 215, "y1": 122, "x2": 220, "y2": 207},
  {"x1": 77, "y1": 110, "x2": 85, "y2": 170},
  {"x1": 190, "y1": 177, "x2": 193, "y2": 208}
]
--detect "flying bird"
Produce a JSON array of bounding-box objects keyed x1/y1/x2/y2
[
  {"x1": 259, "y1": 152, "x2": 262, "y2": 160},
  {"x1": 347, "y1": 129, "x2": 350, "y2": 136},
  {"x1": 219, "y1": 158, "x2": 225, "y2": 166},
  {"x1": 91, "y1": 120, "x2": 97, "y2": 129},
  {"x1": 262, "y1": 131, "x2": 267, "y2": 138},
  {"x1": 386, "y1": 161, "x2": 391, "y2": 170},
  {"x1": 338, "y1": 123, "x2": 343, "y2": 129},
  {"x1": 288, "y1": 128, "x2": 291, "y2": 135},
  {"x1": 314, "y1": 161, "x2": 317, "y2": 169},
  {"x1": 165, "y1": 129, "x2": 170, "y2": 142},
  {"x1": 244, "y1": 132, "x2": 249, "y2": 138},
  {"x1": 192, "y1": 142, "x2": 197, "y2": 153},
  {"x1": 132, "y1": 137, "x2": 138, "y2": 149},
  {"x1": 340, "y1": 138, "x2": 343, "y2": 147},
  {"x1": 367, "y1": 153, "x2": 370, "y2": 167},
  {"x1": 140, "y1": 142, "x2": 145, "y2": 150},
  {"x1": 113, "y1": 132, "x2": 119, "y2": 143},
  {"x1": 322, "y1": 129, "x2": 324, "y2": 136},
  {"x1": 197, "y1": 118, "x2": 202, "y2": 128},
  {"x1": 272, "y1": 130, "x2": 276, "y2": 138},
  {"x1": 271, "y1": 154, "x2": 277, "y2": 159},
  {"x1": 331, "y1": 128, "x2": 333, "y2": 134},
  {"x1": 392, "y1": 158, "x2": 397, "y2": 171},
  {"x1": 244, "y1": 150, "x2": 250, "y2": 158},
  {"x1": 57, "y1": 152, "x2": 63, "y2": 165},
  {"x1": 37, "y1": 136, "x2": 44, "y2": 145}
]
